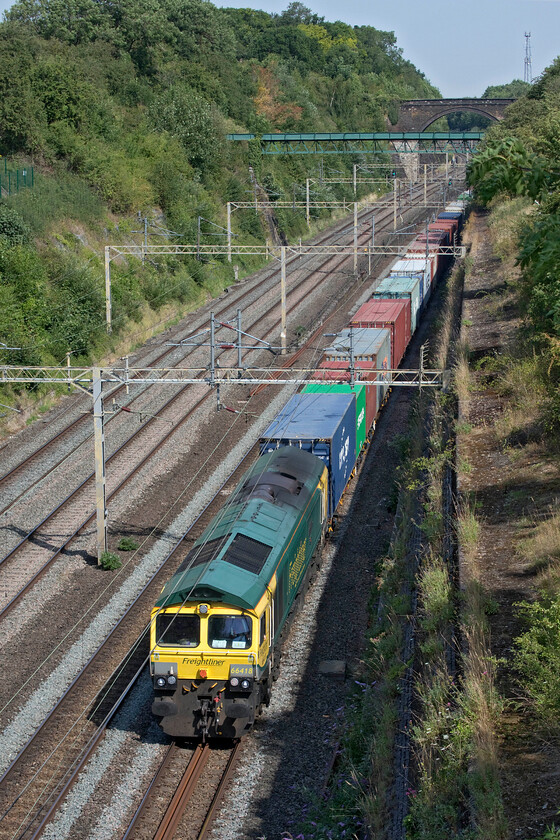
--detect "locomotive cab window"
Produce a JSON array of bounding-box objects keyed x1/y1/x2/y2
[
  {"x1": 209, "y1": 614, "x2": 252, "y2": 649},
  {"x1": 260, "y1": 612, "x2": 267, "y2": 645},
  {"x1": 156, "y1": 613, "x2": 200, "y2": 647}
]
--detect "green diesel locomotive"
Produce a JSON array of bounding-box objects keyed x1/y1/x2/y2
[{"x1": 150, "y1": 447, "x2": 328, "y2": 739}]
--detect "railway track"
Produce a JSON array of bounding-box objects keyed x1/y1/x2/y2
[
  {"x1": 0, "y1": 184, "x2": 442, "y2": 623},
  {"x1": 0, "y1": 178, "x2": 454, "y2": 840},
  {"x1": 0, "y1": 446, "x2": 255, "y2": 840},
  {"x1": 0, "y1": 178, "x2": 442, "y2": 517},
  {"x1": 123, "y1": 741, "x2": 241, "y2": 840}
]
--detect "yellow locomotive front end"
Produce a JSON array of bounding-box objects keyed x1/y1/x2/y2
[{"x1": 150, "y1": 599, "x2": 271, "y2": 740}]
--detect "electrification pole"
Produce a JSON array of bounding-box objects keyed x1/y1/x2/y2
[{"x1": 93, "y1": 368, "x2": 108, "y2": 562}]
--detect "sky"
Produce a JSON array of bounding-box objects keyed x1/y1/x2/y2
[{"x1": 0, "y1": 0, "x2": 557, "y2": 97}]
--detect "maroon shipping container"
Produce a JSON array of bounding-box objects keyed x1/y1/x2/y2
[
  {"x1": 427, "y1": 224, "x2": 450, "y2": 245},
  {"x1": 315, "y1": 361, "x2": 378, "y2": 429},
  {"x1": 436, "y1": 214, "x2": 460, "y2": 237},
  {"x1": 350, "y1": 299, "x2": 411, "y2": 368},
  {"x1": 430, "y1": 219, "x2": 457, "y2": 244}
]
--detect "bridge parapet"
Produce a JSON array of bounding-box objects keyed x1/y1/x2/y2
[{"x1": 391, "y1": 98, "x2": 515, "y2": 132}]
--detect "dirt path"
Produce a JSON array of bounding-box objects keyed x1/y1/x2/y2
[{"x1": 459, "y1": 209, "x2": 560, "y2": 839}]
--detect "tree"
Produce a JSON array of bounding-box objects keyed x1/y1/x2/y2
[{"x1": 482, "y1": 79, "x2": 529, "y2": 99}]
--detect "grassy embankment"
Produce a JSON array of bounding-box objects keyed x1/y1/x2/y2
[
  {"x1": 295, "y1": 213, "x2": 560, "y2": 837},
  {"x1": 0, "y1": 159, "x2": 387, "y2": 437}
]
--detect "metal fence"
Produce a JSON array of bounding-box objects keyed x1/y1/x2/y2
[{"x1": 0, "y1": 163, "x2": 34, "y2": 196}]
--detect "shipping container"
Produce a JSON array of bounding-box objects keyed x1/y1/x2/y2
[
  {"x1": 320, "y1": 327, "x2": 391, "y2": 409},
  {"x1": 302, "y1": 382, "x2": 369, "y2": 452},
  {"x1": 372, "y1": 275, "x2": 421, "y2": 333},
  {"x1": 427, "y1": 223, "x2": 451, "y2": 245},
  {"x1": 431, "y1": 218, "x2": 458, "y2": 242},
  {"x1": 407, "y1": 235, "x2": 442, "y2": 281},
  {"x1": 350, "y1": 298, "x2": 410, "y2": 368},
  {"x1": 259, "y1": 392, "x2": 356, "y2": 517},
  {"x1": 438, "y1": 210, "x2": 462, "y2": 226},
  {"x1": 390, "y1": 257, "x2": 432, "y2": 304}
]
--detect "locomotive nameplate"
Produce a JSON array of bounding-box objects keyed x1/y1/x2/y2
[
  {"x1": 182, "y1": 657, "x2": 225, "y2": 665},
  {"x1": 230, "y1": 664, "x2": 253, "y2": 677}
]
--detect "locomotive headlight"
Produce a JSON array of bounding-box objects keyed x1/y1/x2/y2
[
  {"x1": 230, "y1": 677, "x2": 239, "y2": 687},
  {"x1": 240, "y1": 679, "x2": 250, "y2": 690},
  {"x1": 167, "y1": 675, "x2": 177, "y2": 686},
  {"x1": 156, "y1": 677, "x2": 166, "y2": 688}
]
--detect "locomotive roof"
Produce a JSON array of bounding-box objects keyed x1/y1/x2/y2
[{"x1": 155, "y1": 448, "x2": 326, "y2": 612}]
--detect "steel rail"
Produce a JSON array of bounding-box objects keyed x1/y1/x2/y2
[
  {"x1": 1, "y1": 178, "x2": 461, "y2": 838},
  {"x1": 0, "y1": 180, "x2": 446, "y2": 629},
  {"x1": 0, "y1": 185, "x2": 404, "y2": 492},
  {"x1": 197, "y1": 744, "x2": 241, "y2": 840},
  {"x1": 22, "y1": 658, "x2": 148, "y2": 840},
  {"x1": 120, "y1": 742, "x2": 178, "y2": 840},
  {"x1": 154, "y1": 744, "x2": 210, "y2": 840},
  {"x1": 0, "y1": 444, "x2": 258, "y2": 837}
]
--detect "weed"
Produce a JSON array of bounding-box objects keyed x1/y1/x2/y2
[
  {"x1": 118, "y1": 536, "x2": 139, "y2": 551},
  {"x1": 99, "y1": 551, "x2": 122, "y2": 570}
]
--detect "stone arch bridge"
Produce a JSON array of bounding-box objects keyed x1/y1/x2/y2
[{"x1": 390, "y1": 99, "x2": 515, "y2": 132}]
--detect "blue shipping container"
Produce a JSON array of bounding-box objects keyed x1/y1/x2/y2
[
  {"x1": 372, "y1": 275, "x2": 422, "y2": 333},
  {"x1": 259, "y1": 392, "x2": 357, "y2": 517}
]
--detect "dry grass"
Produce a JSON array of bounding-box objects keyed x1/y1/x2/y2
[
  {"x1": 515, "y1": 507, "x2": 560, "y2": 596},
  {"x1": 453, "y1": 345, "x2": 471, "y2": 409},
  {"x1": 487, "y1": 196, "x2": 533, "y2": 262}
]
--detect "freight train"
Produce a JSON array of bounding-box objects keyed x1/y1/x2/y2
[{"x1": 150, "y1": 197, "x2": 468, "y2": 740}]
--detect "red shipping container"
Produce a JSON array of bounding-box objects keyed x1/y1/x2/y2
[
  {"x1": 430, "y1": 221, "x2": 460, "y2": 248},
  {"x1": 427, "y1": 224, "x2": 451, "y2": 245},
  {"x1": 315, "y1": 361, "x2": 378, "y2": 428},
  {"x1": 350, "y1": 299, "x2": 411, "y2": 368},
  {"x1": 436, "y1": 214, "x2": 459, "y2": 237}
]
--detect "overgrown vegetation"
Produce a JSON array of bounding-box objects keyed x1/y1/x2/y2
[
  {"x1": 468, "y1": 59, "x2": 560, "y2": 392},
  {"x1": 0, "y1": 0, "x2": 438, "y2": 421}
]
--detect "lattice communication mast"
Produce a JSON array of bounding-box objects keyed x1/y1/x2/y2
[{"x1": 524, "y1": 32, "x2": 533, "y2": 84}]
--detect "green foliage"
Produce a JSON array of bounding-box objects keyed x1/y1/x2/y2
[
  {"x1": 513, "y1": 595, "x2": 560, "y2": 719},
  {"x1": 482, "y1": 79, "x2": 530, "y2": 99},
  {"x1": 149, "y1": 86, "x2": 221, "y2": 173},
  {"x1": 468, "y1": 136, "x2": 547, "y2": 203},
  {"x1": 118, "y1": 536, "x2": 139, "y2": 551},
  {"x1": 99, "y1": 551, "x2": 122, "y2": 570},
  {"x1": 0, "y1": 204, "x2": 30, "y2": 244}
]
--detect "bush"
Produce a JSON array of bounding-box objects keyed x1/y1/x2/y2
[
  {"x1": 513, "y1": 595, "x2": 560, "y2": 719},
  {"x1": 0, "y1": 204, "x2": 30, "y2": 245},
  {"x1": 99, "y1": 551, "x2": 122, "y2": 570},
  {"x1": 118, "y1": 536, "x2": 139, "y2": 551}
]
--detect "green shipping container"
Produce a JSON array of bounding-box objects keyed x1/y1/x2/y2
[{"x1": 302, "y1": 382, "x2": 367, "y2": 454}]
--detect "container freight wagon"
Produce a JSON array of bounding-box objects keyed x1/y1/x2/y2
[
  {"x1": 407, "y1": 236, "x2": 446, "y2": 284},
  {"x1": 350, "y1": 299, "x2": 410, "y2": 369},
  {"x1": 260, "y1": 392, "x2": 356, "y2": 517},
  {"x1": 390, "y1": 258, "x2": 432, "y2": 305},
  {"x1": 373, "y1": 275, "x2": 422, "y2": 333},
  {"x1": 438, "y1": 211, "x2": 463, "y2": 233},
  {"x1": 318, "y1": 327, "x2": 391, "y2": 414},
  {"x1": 302, "y1": 382, "x2": 369, "y2": 452}
]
